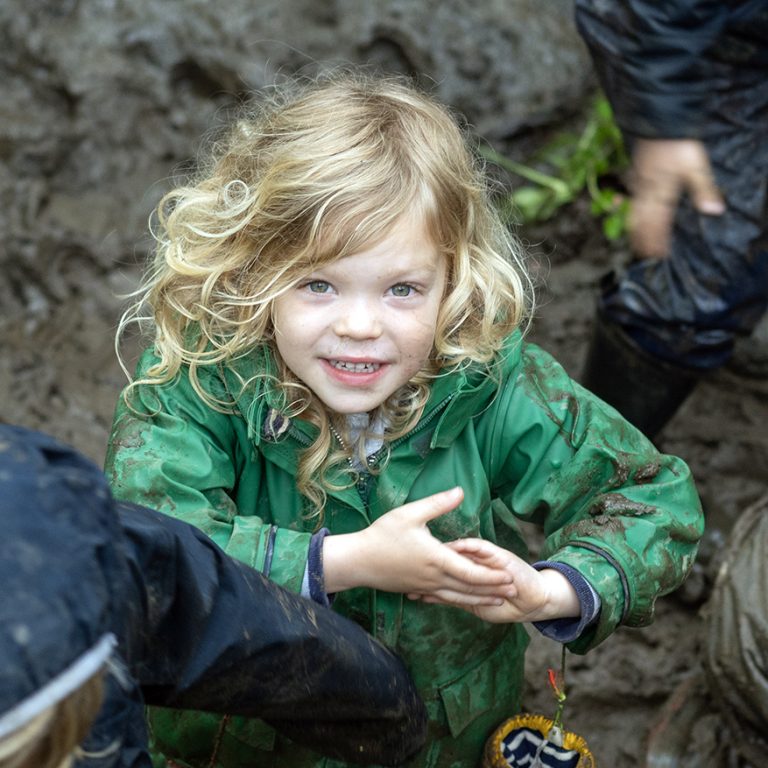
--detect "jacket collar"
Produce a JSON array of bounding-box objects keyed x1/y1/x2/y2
[
  {"x1": 427, "y1": 332, "x2": 524, "y2": 447},
  {"x1": 228, "y1": 332, "x2": 524, "y2": 448}
]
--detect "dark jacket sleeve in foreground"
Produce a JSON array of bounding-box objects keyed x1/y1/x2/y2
[
  {"x1": 118, "y1": 500, "x2": 427, "y2": 766},
  {"x1": 0, "y1": 424, "x2": 425, "y2": 768}
]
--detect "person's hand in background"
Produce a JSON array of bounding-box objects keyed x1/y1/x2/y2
[{"x1": 629, "y1": 138, "x2": 725, "y2": 259}]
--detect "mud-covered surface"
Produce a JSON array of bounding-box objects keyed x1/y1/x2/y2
[{"x1": 2, "y1": 196, "x2": 766, "y2": 765}]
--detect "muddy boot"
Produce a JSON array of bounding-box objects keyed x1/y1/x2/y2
[{"x1": 581, "y1": 314, "x2": 700, "y2": 439}]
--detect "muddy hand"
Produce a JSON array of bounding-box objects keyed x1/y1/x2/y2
[
  {"x1": 629, "y1": 138, "x2": 725, "y2": 259},
  {"x1": 323, "y1": 487, "x2": 513, "y2": 602}
]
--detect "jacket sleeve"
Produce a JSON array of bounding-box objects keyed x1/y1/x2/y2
[
  {"x1": 484, "y1": 343, "x2": 703, "y2": 653},
  {"x1": 574, "y1": 0, "x2": 728, "y2": 139},
  {"x1": 105, "y1": 349, "x2": 311, "y2": 593},
  {"x1": 118, "y1": 501, "x2": 427, "y2": 767}
]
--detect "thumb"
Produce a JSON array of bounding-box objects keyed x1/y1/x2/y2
[
  {"x1": 688, "y1": 168, "x2": 725, "y2": 217},
  {"x1": 678, "y1": 142, "x2": 724, "y2": 216},
  {"x1": 410, "y1": 487, "x2": 465, "y2": 524}
]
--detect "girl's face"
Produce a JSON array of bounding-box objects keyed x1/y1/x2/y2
[{"x1": 273, "y1": 214, "x2": 446, "y2": 415}]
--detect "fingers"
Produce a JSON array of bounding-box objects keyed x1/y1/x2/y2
[
  {"x1": 446, "y1": 538, "x2": 509, "y2": 564},
  {"x1": 406, "y1": 486, "x2": 465, "y2": 524},
  {"x1": 435, "y1": 579, "x2": 517, "y2": 599},
  {"x1": 628, "y1": 164, "x2": 680, "y2": 259},
  {"x1": 438, "y1": 546, "x2": 513, "y2": 586},
  {"x1": 687, "y1": 165, "x2": 725, "y2": 217},
  {"x1": 407, "y1": 591, "x2": 505, "y2": 607},
  {"x1": 629, "y1": 138, "x2": 725, "y2": 259},
  {"x1": 674, "y1": 140, "x2": 724, "y2": 216},
  {"x1": 629, "y1": 193, "x2": 677, "y2": 259},
  {"x1": 408, "y1": 593, "x2": 521, "y2": 624}
]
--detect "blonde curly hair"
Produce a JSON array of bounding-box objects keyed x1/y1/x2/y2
[{"x1": 118, "y1": 69, "x2": 533, "y2": 515}]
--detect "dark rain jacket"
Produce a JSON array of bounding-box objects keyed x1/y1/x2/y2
[
  {"x1": 575, "y1": 0, "x2": 768, "y2": 369},
  {"x1": 106, "y1": 332, "x2": 704, "y2": 768},
  {"x1": 0, "y1": 425, "x2": 427, "y2": 768}
]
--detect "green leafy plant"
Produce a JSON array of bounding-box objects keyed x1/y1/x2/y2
[{"x1": 481, "y1": 96, "x2": 630, "y2": 240}]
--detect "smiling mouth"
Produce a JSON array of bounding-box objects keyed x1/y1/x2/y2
[{"x1": 329, "y1": 360, "x2": 382, "y2": 373}]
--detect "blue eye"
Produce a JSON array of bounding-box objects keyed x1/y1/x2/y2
[
  {"x1": 391, "y1": 283, "x2": 414, "y2": 297},
  {"x1": 307, "y1": 281, "x2": 331, "y2": 294}
]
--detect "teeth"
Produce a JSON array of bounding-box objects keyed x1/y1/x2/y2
[{"x1": 330, "y1": 360, "x2": 381, "y2": 373}]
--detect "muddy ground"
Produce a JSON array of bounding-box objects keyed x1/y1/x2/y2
[{"x1": 1, "y1": 196, "x2": 767, "y2": 766}]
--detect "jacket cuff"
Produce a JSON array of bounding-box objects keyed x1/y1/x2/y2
[
  {"x1": 530, "y1": 561, "x2": 601, "y2": 643},
  {"x1": 301, "y1": 528, "x2": 331, "y2": 606}
]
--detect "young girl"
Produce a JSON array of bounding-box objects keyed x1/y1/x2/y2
[{"x1": 106, "y1": 71, "x2": 703, "y2": 768}]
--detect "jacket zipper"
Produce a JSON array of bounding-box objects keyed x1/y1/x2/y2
[
  {"x1": 388, "y1": 393, "x2": 456, "y2": 452},
  {"x1": 329, "y1": 424, "x2": 373, "y2": 500},
  {"x1": 285, "y1": 393, "x2": 456, "y2": 503}
]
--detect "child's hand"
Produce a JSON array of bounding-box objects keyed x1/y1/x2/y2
[
  {"x1": 410, "y1": 538, "x2": 581, "y2": 624},
  {"x1": 323, "y1": 488, "x2": 514, "y2": 604}
]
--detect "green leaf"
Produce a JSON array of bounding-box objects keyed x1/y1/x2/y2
[
  {"x1": 482, "y1": 92, "x2": 629, "y2": 233},
  {"x1": 603, "y1": 212, "x2": 625, "y2": 241},
  {"x1": 508, "y1": 186, "x2": 555, "y2": 221}
]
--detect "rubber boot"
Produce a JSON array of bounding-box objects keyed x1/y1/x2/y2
[{"x1": 581, "y1": 315, "x2": 700, "y2": 439}]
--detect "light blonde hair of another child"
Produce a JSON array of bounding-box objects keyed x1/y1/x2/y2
[
  {"x1": 118, "y1": 70, "x2": 534, "y2": 515},
  {"x1": 0, "y1": 672, "x2": 103, "y2": 768}
]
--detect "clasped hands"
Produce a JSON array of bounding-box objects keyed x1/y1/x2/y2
[{"x1": 322, "y1": 487, "x2": 580, "y2": 624}]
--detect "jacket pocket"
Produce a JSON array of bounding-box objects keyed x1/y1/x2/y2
[{"x1": 437, "y1": 626, "x2": 528, "y2": 738}]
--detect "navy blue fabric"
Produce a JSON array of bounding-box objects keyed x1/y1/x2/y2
[
  {"x1": 576, "y1": 0, "x2": 768, "y2": 370},
  {"x1": 531, "y1": 562, "x2": 600, "y2": 644},
  {"x1": 307, "y1": 528, "x2": 331, "y2": 606},
  {"x1": 500, "y1": 726, "x2": 580, "y2": 768},
  {"x1": 0, "y1": 425, "x2": 427, "y2": 767},
  {"x1": 0, "y1": 425, "x2": 146, "y2": 766}
]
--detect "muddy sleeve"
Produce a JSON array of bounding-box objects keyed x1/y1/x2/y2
[
  {"x1": 574, "y1": 0, "x2": 728, "y2": 138},
  {"x1": 105, "y1": 351, "x2": 311, "y2": 594},
  {"x1": 484, "y1": 342, "x2": 703, "y2": 652},
  {"x1": 117, "y1": 501, "x2": 427, "y2": 766}
]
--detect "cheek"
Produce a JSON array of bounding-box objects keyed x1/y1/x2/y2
[
  {"x1": 271, "y1": 298, "x2": 286, "y2": 332},
  {"x1": 272, "y1": 299, "x2": 300, "y2": 339},
  {"x1": 272, "y1": 316, "x2": 302, "y2": 366},
  {"x1": 402, "y1": 316, "x2": 439, "y2": 364}
]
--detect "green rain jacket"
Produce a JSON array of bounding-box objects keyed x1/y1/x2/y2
[{"x1": 105, "y1": 332, "x2": 703, "y2": 768}]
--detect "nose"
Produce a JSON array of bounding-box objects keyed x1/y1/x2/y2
[{"x1": 332, "y1": 297, "x2": 382, "y2": 340}]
